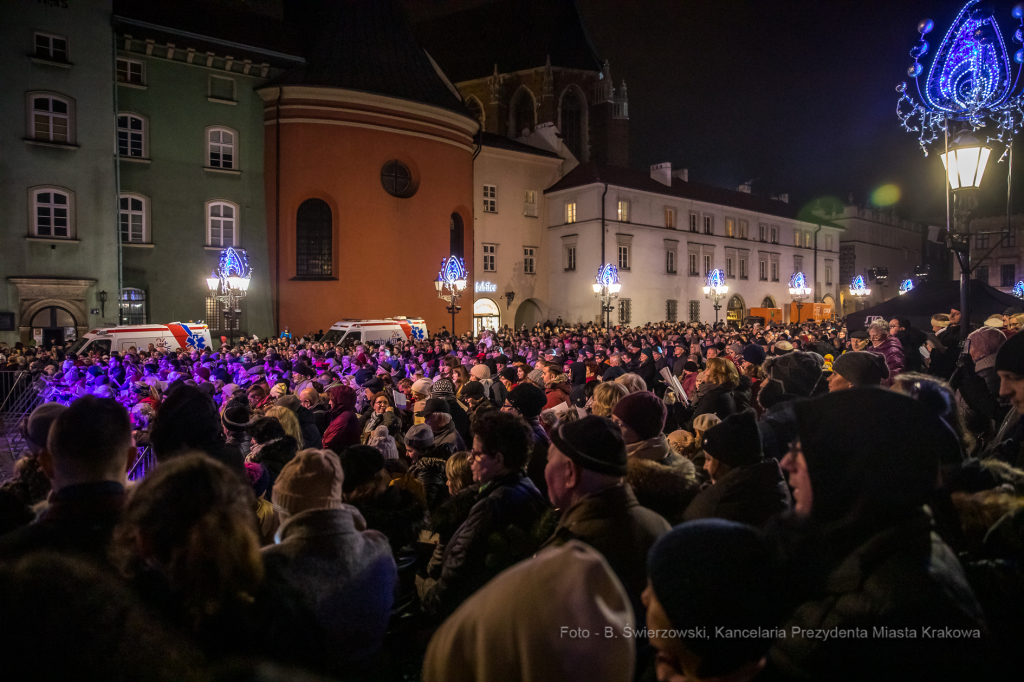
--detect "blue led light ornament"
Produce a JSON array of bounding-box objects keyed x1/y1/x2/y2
[
  {"x1": 706, "y1": 268, "x2": 726, "y2": 290},
  {"x1": 900, "y1": 278, "x2": 915, "y2": 294},
  {"x1": 596, "y1": 263, "x2": 620, "y2": 288},
  {"x1": 1014, "y1": 3, "x2": 1024, "y2": 19},
  {"x1": 919, "y1": 18, "x2": 935, "y2": 34},
  {"x1": 1014, "y1": 279, "x2": 1024, "y2": 298},
  {"x1": 911, "y1": 39, "x2": 930, "y2": 58},
  {"x1": 849, "y1": 275, "x2": 871, "y2": 297},
  {"x1": 909, "y1": 63, "x2": 925, "y2": 77}
]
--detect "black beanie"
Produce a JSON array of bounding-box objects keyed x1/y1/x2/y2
[
  {"x1": 831, "y1": 351, "x2": 889, "y2": 386},
  {"x1": 702, "y1": 411, "x2": 762, "y2": 468},
  {"x1": 764, "y1": 351, "x2": 821, "y2": 397},
  {"x1": 340, "y1": 445, "x2": 385, "y2": 493},
  {"x1": 995, "y1": 331, "x2": 1024, "y2": 376},
  {"x1": 506, "y1": 383, "x2": 547, "y2": 419},
  {"x1": 551, "y1": 416, "x2": 627, "y2": 476}
]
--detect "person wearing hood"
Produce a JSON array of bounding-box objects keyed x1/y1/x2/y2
[
  {"x1": 682, "y1": 411, "x2": 791, "y2": 527},
  {"x1": 635, "y1": 348, "x2": 659, "y2": 395},
  {"x1": 757, "y1": 351, "x2": 821, "y2": 461},
  {"x1": 828, "y1": 350, "x2": 890, "y2": 390},
  {"x1": 541, "y1": 364, "x2": 572, "y2": 411},
  {"x1": 262, "y1": 448, "x2": 396, "y2": 675},
  {"x1": 417, "y1": 398, "x2": 466, "y2": 451},
  {"x1": 950, "y1": 326, "x2": 1008, "y2": 437},
  {"x1": 986, "y1": 331, "x2": 1024, "y2": 468},
  {"x1": 321, "y1": 385, "x2": 360, "y2": 454},
  {"x1": 430, "y1": 378, "x2": 471, "y2": 445},
  {"x1": 275, "y1": 394, "x2": 322, "y2": 450},
  {"x1": 469, "y1": 362, "x2": 505, "y2": 408},
  {"x1": 459, "y1": 380, "x2": 496, "y2": 427},
  {"x1": 612, "y1": 391, "x2": 685, "y2": 468},
  {"x1": 770, "y1": 388, "x2": 987, "y2": 681}
]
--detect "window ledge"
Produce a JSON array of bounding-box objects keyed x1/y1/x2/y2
[
  {"x1": 121, "y1": 242, "x2": 155, "y2": 248},
  {"x1": 117, "y1": 81, "x2": 148, "y2": 90},
  {"x1": 290, "y1": 276, "x2": 339, "y2": 281},
  {"x1": 23, "y1": 139, "x2": 79, "y2": 150},
  {"x1": 119, "y1": 156, "x2": 152, "y2": 164},
  {"x1": 208, "y1": 97, "x2": 237, "y2": 106},
  {"x1": 203, "y1": 167, "x2": 241, "y2": 175},
  {"x1": 30, "y1": 56, "x2": 73, "y2": 69},
  {"x1": 27, "y1": 236, "x2": 79, "y2": 244},
  {"x1": 204, "y1": 245, "x2": 240, "y2": 251}
]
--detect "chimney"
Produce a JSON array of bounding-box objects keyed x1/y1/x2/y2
[
  {"x1": 779, "y1": 193, "x2": 789, "y2": 204},
  {"x1": 672, "y1": 168, "x2": 688, "y2": 182},
  {"x1": 650, "y1": 162, "x2": 672, "y2": 186}
]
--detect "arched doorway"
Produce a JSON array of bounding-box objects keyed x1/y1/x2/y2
[
  {"x1": 31, "y1": 305, "x2": 77, "y2": 348},
  {"x1": 821, "y1": 294, "x2": 836, "y2": 319},
  {"x1": 727, "y1": 295, "x2": 744, "y2": 323},
  {"x1": 761, "y1": 296, "x2": 776, "y2": 308},
  {"x1": 474, "y1": 298, "x2": 500, "y2": 335},
  {"x1": 514, "y1": 298, "x2": 543, "y2": 330}
]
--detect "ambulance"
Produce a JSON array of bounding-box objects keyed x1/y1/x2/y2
[
  {"x1": 66, "y1": 322, "x2": 213, "y2": 356},
  {"x1": 319, "y1": 317, "x2": 428, "y2": 348}
]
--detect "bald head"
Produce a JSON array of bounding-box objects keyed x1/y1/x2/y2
[{"x1": 299, "y1": 387, "x2": 320, "y2": 407}]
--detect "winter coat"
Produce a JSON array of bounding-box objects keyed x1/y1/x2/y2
[
  {"x1": 466, "y1": 399, "x2": 497, "y2": 429},
  {"x1": 247, "y1": 436, "x2": 299, "y2": 486},
  {"x1": 954, "y1": 354, "x2": 1008, "y2": 434},
  {"x1": 309, "y1": 403, "x2": 330, "y2": 435},
  {"x1": 543, "y1": 382, "x2": 571, "y2": 411},
  {"x1": 677, "y1": 381, "x2": 736, "y2": 432},
  {"x1": 625, "y1": 458, "x2": 700, "y2": 525},
  {"x1": 350, "y1": 484, "x2": 426, "y2": 558},
  {"x1": 770, "y1": 509, "x2": 987, "y2": 682},
  {"x1": 635, "y1": 359, "x2": 658, "y2": 393},
  {"x1": 541, "y1": 483, "x2": 669, "y2": 613},
  {"x1": 359, "y1": 409, "x2": 401, "y2": 439},
  {"x1": 421, "y1": 471, "x2": 549, "y2": 619},
  {"x1": 408, "y1": 449, "x2": 455, "y2": 512},
  {"x1": 895, "y1": 328, "x2": 928, "y2": 373},
  {"x1": 295, "y1": 406, "x2": 322, "y2": 449},
  {"x1": 866, "y1": 335, "x2": 905, "y2": 387},
  {"x1": 759, "y1": 397, "x2": 801, "y2": 461},
  {"x1": 432, "y1": 421, "x2": 466, "y2": 452},
  {"x1": 525, "y1": 418, "x2": 551, "y2": 501},
  {"x1": 261, "y1": 507, "x2": 396, "y2": 671},
  {"x1": 983, "y1": 408, "x2": 1024, "y2": 469},
  {"x1": 682, "y1": 459, "x2": 791, "y2": 528},
  {"x1": 445, "y1": 397, "x2": 472, "y2": 446},
  {"x1": 322, "y1": 386, "x2": 360, "y2": 454},
  {"x1": 732, "y1": 374, "x2": 753, "y2": 413}
]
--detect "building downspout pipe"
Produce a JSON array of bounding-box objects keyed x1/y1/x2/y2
[
  {"x1": 601, "y1": 181, "x2": 608, "y2": 325},
  {"x1": 275, "y1": 90, "x2": 282, "y2": 335},
  {"x1": 813, "y1": 223, "x2": 822, "y2": 303},
  {"x1": 112, "y1": 32, "x2": 123, "y2": 324}
]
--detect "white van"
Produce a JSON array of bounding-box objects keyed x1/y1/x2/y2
[
  {"x1": 66, "y1": 323, "x2": 213, "y2": 356},
  {"x1": 319, "y1": 317, "x2": 428, "y2": 348}
]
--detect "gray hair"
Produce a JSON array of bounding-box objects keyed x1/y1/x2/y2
[{"x1": 867, "y1": 319, "x2": 889, "y2": 335}]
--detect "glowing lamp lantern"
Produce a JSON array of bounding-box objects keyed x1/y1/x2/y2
[
  {"x1": 592, "y1": 282, "x2": 602, "y2": 293},
  {"x1": 206, "y1": 272, "x2": 220, "y2": 292},
  {"x1": 940, "y1": 131, "x2": 992, "y2": 190}
]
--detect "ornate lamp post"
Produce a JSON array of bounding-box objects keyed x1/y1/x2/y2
[
  {"x1": 205, "y1": 247, "x2": 252, "y2": 346},
  {"x1": 702, "y1": 268, "x2": 728, "y2": 325},
  {"x1": 435, "y1": 256, "x2": 467, "y2": 333},
  {"x1": 592, "y1": 263, "x2": 621, "y2": 328},
  {"x1": 789, "y1": 272, "x2": 812, "y2": 324}
]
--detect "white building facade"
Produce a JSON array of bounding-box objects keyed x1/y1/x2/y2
[{"x1": 541, "y1": 163, "x2": 845, "y2": 325}]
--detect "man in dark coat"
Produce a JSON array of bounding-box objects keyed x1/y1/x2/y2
[
  {"x1": 504, "y1": 382, "x2": 551, "y2": 499},
  {"x1": 682, "y1": 411, "x2": 790, "y2": 527},
  {"x1": 758, "y1": 351, "x2": 821, "y2": 460},
  {"x1": 276, "y1": 395, "x2": 322, "y2": 449}
]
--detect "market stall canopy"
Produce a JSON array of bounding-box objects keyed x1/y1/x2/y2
[{"x1": 845, "y1": 279, "x2": 1020, "y2": 332}]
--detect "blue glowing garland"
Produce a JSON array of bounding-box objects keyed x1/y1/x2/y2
[
  {"x1": 1014, "y1": 279, "x2": 1024, "y2": 297},
  {"x1": 706, "y1": 268, "x2": 725, "y2": 290},
  {"x1": 790, "y1": 272, "x2": 808, "y2": 290}
]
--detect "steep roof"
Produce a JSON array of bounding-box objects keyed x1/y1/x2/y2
[
  {"x1": 409, "y1": 0, "x2": 603, "y2": 83},
  {"x1": 481, "y1": 132, "x2": 562, "y2": 159},
  {"x1": 545, "y1": 163, "x2": 842, "y2": 227}
]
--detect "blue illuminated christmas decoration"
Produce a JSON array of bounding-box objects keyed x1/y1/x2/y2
[
  {"x1": 1014, "y1": 279, "x2": 1024, "y2": 297},
  {"x1": 219, "y1": 247, "x2": 250, "y2": 279},
  {"x1": 438, "y1": 256, "x2": 467, "y2": 285},
  {"x1": 705, "y1": 268, "x2": 726, "y2": 290},
  {"x1": 596, "y1": 263, "x2": 620, "y2": 287},
  {"x1": 898, "y1": 1, "x2": 1024, "y2": 155},
  {"x1": 849, "y1": 275, "x2": 871, "y2": 296},
  {"x1": 900, "y1": 278, "x2": 915, "y2": 294},
  {"x1": 789, "y1": 272, "x2": 808, "y2": 290}
]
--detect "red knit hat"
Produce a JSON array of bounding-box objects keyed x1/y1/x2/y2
[{"x1": 611, "y1": 391, "x2": 666, "y2": 440}]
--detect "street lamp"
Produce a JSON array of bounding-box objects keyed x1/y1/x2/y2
[
  {"x1": 436, "y1": 255, "x2": 467, "y2": 333},
  {"x1": 206, "y1": 247, "x2": 252, "y2": 346},
  {"x1": 702, "y1": 268, "x2": 728, "y2": 325},
  {"x1": 789, "y1": 272, "x2": 812, "y2": 323},
  {"x1": 593, "y1": 263, "x2": 621, "y2": 328}
]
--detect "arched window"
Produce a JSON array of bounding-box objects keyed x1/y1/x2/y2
[
  {"x1": 450, "y1": 212, "x2": 464, "y2": 259},
  {"x1": 296, "y1": 198, "x2": 333, "y2": 277},
  {"x1": 117, "y1": 113, "x2": 147, "y2": 158},
  {"x1": 510, "y1": 88, "x2": 535, "y2": 138},
  {"x1": 208, "y1": 127, "x2": 237, "y2": 170},
  {"x1": 761, "y1": 296, "x2": 776, "y2": 308},
  {"x1": 30, "y1": 93, "x2": 73, "y2": 143},
  {"x1": 465, "y1": 97, "x2": 484, "y2": 128},
  {"x1": 32, "y1": 187, "x2": 73, "y2": 238},
  {"x1": 119, "y1": 193, "x2": 148, "y2": 243},
  {"x1": 559, "y1": 87, "x2": 585, "y2": 161},
  {"x1": 207, "y1": 200, "x2": 238, "y2": 247}
]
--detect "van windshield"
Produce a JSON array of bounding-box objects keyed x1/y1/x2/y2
[
  {"x1": 320, "y1": 329, "x2": 344, "y2": 346},
  {"x1": 67, "y1": 337, "x2": 90, "y2": 355},
  {"x1": 339, "y1": 331, "x2": 361, "y2": 348}
]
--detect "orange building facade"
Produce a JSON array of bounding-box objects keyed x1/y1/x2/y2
[{"x1": 258, "y1": 86, "x2": 476, "y2": 336}]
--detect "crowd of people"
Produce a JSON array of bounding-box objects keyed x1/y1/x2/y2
[{"x1": 0, "y1": 304, "x2": 1023, "y2": 681}]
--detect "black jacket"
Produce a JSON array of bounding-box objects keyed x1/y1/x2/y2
[
  {"x1": 408, "y1": 449, "x2": 454, "y2": 512},
  {"x1": 248, "y1": 436, "x2": 299, "y2": 485},
  {"x1": 682, "y1": 459, "x2": 791, "y2": 527},
  {"x1": 676, "y1": 382, "x2": 737, "y2": 432},
  {"x1": 295, "y1": 406, "x2": 322, "y2": 449}
]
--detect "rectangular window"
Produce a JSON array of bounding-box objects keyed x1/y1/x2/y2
[
  {"x1": 703, "y1": 254, "x2": 711, "y2": 275},
  {"x1": 1001, "y1": 263, "x2": 1016, "y2": 287},
  {"x1": 33, "y1": 96, "x2": 69, "y2": 143},
  {"x1": 703, "y1": 214, "x2": 713, "y2": 235},
  {"x1": 117, "y1": 114, "x2": 145, "y2": 157},
  {"x1": 482, "y1": 244, "x2": 496, "y2": 272},
  {"x1": 618, "y1": 200, "x2": 630, "y2": 222},
  {"x1": 483, "y1": 185, "x2": 497, "y2": 213},
  {"x1": 689, "y1": 212, "x2": 699, "y2": 233},
  {"x1": 771, "y1": 261, "x2": 779, "y2": 281},
  {"x1": 759, "y1": 223, "x2": 767, "y2": 242},
  {"x1": 804, "y1": 232, "x2": 812, "y2": 248},
  {"x1": 34, "y1": 190, "x2": 70, "y2": 238},
  {"x1": 523, "y1": 190, "x2": 537, "y2": 217},
  {"x1": 565, "y1": 201, "x2": 577, "y2": 223},
  {"x1": 794, "y1": 230, "x2": 801, "y2": 247},
  {"x1": 826, "y1": 266, "x2": 833, "y2": 285},
  {"x1": 565, "y1": 245, "x2": 576, "y2": 271},
  {"x1": 618, "y1": 298, "x2": 632, "y2": 324},
  {"x1": 688, "y1": 300, "x2": 700, "y2": 323},
  {"x1": 618, "y1": 245, "x2": 630, "y2": 270},
  {"x1": 738, "y1": 219, "x2": 748, "y2": 239},
  {"x1": 725, "y1": 217, "x2": 735, "y2": 237},
  {"x1": 666, "y1": 299, "x2": 678, "y2": 323},
  {"x1": 666, "y1": 250, "x2": 676, "y2": 273},
  {"x1": 35, "y1": 33, "x2": 68, "y2": 62},
  {"x1": 794, "y1": 255, "x2": 803, "y2": 272},
  {"x1": 726, "y1": 257, "x2": 734, "y2": 277},
  {"x1": 976, "y1": 233, "x2": 989, "y2": 248},
  {"x1": 770, "y1": 225, "x2": 779, "y2": 244},
  {"x1": 689, "y1": 253, "x2": 698, "y2": 276},
  {"x1": 209, "y1": 76, "x2": 235, "y2": 101},
  {"x1": 759, "y1": 260, "x2": 767, "y2": 281},
  {"x1": 665, "y1": 207, "x2": 676, "y2": 228},
  {"x1": 116, "y1": 58, "x2": 144, "y2": 85},
  {"x1": 975, "y1": 265, "x2": 989, "y2": 283},
  {"x1": 827, "y1": 235, "x2": 833, "y2": 250},
  {"x1": 740, "y1": 258, "x2": 748, "y2": 279},
  {"x1": 119, "y1": 195, "x2": 146, "y2": 243},
  {"x1": 523, "y1": 247, "x2": 536, "y2": 274}
]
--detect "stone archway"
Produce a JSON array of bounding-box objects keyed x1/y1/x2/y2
[
  {"x1": 514, "y1": 298, "x2": 543, "y2": 330},
  {"x1": 9, "y1": 277, "x2": 96, "y2": 346}
]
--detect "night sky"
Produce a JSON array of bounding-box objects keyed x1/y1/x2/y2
[{"x1": 574, "y1": 0, "x2": 1024, "y2": 223}]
